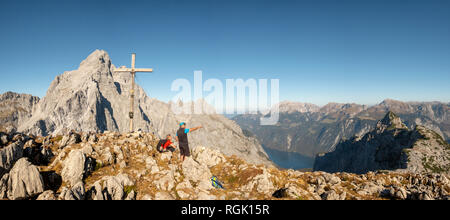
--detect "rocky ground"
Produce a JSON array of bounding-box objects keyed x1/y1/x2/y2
[{"x1": 0, "y1": 130, "x2": 449, "y2": 200}]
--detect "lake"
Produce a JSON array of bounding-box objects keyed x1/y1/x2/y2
[{"x1": 262, "y1": 145, "x2": 315, "y2": 170}]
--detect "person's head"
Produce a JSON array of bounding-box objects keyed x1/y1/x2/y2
[
  {"x1": 166, "y1": 134, "x2": 172, "y2": 140},
  {"x1": 179, "y1": 122, "x2": 186, "y2": 129}
]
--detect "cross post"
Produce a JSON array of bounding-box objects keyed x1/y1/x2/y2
[{"x1": 114, "y1": 53, "x2": 153, "y2": 132}]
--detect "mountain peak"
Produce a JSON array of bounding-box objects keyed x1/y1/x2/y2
[
  {"x1": 377, "y1": 111, "x2": 408, "y2": 131},
  {"x1": 79, "y1": 49, "x2": 111, "y2": 70},
  {"x1": 276, "y1": 101, "x2": 320, "y2": 113}
]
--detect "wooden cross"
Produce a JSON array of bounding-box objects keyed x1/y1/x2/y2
[{"x1": 114, "y1": 53, "x2": 153, "y2": 132}]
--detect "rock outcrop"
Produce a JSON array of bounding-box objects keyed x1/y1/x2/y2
[
  {"x1": 18, "y1": 50, "x2": 154, "y2": 136},
  {"x1": 314, "y1": 112, "x2": 450, "y2": 174},
  {"x1": 61, "y1": 149, "x2": 89, "y2": 186},
  {"x1": 0, "y1": 92, "x2": 39, "y2": 132},
  {"x1": 3, "y1": 158, "x2": 44, "y2": 200},
  {"x1": 182, "y1": 157, "x2": 213, "y2": 191},
  {"x1": 86, "y1": 173, "x2": 135, "y2": 200},
  {"x1": 0, "y1": 140, "x2": 23, "y2": 178},
  {"x1": 36, "y1": 190, "x2": 56, "y2": 200}
]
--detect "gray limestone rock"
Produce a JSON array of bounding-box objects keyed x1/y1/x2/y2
[
  {"x1": 6, "y1": 158, "x2": 44, "y2": 200},
  {"x1": 61, "y1": 150, "x2": 86, "y2": 186},
  {"x1": 0, "y1": 92, "x2": 39, "y2": 132},
  {"x1": 0, "y1": 140, "x2": 23, "y2": 178},
  {"x1": 36, "y1": 190, "x2": 57, "y2": 200}
]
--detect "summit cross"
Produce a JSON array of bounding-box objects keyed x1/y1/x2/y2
[{"x1": 113, "y1": 53, "x2": 153, "y2": 132}]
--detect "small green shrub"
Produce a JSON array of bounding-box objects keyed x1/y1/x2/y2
[{"x1": 124, "y1": 185, "x2": 137, "y2": 195}]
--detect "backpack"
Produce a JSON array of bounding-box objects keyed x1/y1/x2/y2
[
  {"x1": 210, "y1": 176, "x2": 224, "y2": 189},
  {"x1": 156, "y1": 139, "x2": 166, "y2": 152}
]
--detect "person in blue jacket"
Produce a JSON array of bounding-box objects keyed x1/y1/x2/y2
[{"x1": 176, "y1": 122, "x2": 202, "y2": 162}]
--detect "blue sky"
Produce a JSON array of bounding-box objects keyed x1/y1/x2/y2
[{"x1": 0, "y1": 0, "x2": 449, "y2": 106}]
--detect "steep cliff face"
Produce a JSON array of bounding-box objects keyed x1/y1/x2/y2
[
  {"x1": 18, "y1": 50, "x2": 155, "y2": 135},
  {"x1": 0, "y1": 92, "x2": 40, "y2": 132},
  {"x1": 313, "y1": 112, "x2": 450, "y2": 174},
  {"x1": 233, "y1": 100, "x2": 449, "y2": 159},
  {"x1": 7, "y1": 50, "x2": 270, "y2": 166}
]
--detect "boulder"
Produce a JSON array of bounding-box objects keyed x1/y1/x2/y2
[
  {"x1": 71, "y1": 181, "x2": 86, "y2": 200},
  {"x1": 81, "y1": 144, "x2": 94, "y2": 156},
  {"x1": 58, "y1": 187, "x2": 76, "y2": 200},
  {"x1": 357, "y1": 182, "x2": 383, "y2": 196},
  {"x1": 59, "y1": 132, "x2": 81, "y2": 148},
  {"x1": 103, "y1": 176, "x2": 126, "y2": 200},
  {"x1": 323, "y1": 174, "x2": 341, "y2": 185},
  {"x1": 382, "y1": 186, "x2": 408, "y2": 200},
  {"x1": 61, "y1": 150, "x2": 86, "y2": 186},
  {"x1": 145, "y1": 156, "x2": 159, "y2": 174},
  {"x1": 36, "y1": 190, "x2": 56, "y2": 200},
  {"x1": 242, "y1": 169, "x2": 274, "y2": 194},
  {"x1": 155, "y1": 171, "x2": 175, "y2": 191},
  {"x1": 182, "y1": 157, "x2": 213, "y2": 191},
  {"x1": 88, "y1": 134, "x2": 98, "y2": 143},
  {"x1": 192, "y1": 146, "x2": 226, "y2": 168},
  {"x1": 0, "y1": 173, "x2": 9, "y2": 198},
  {"x1": 88, "y1": 173, "x2": 135, "y2": 200},
  {"x1": 0, "y1": 141, "x2": 24, "y2": 177},
  {"x1": 0, "y1": 132, "x2": 8, "y2": 146},
  {"x1": 321, "y1": 190, "x2": 344, "y2": 200},
  {"x1": 6, "y1": 158, "x2": 44, "y2": 200},
  {"x1": 159, "y1": 152, "x2": 172, "y2": 161},
  {"x1": 176, "y1": 180, "x2": 194, "y2": 200},
  {"x1": 99, "y1": 148, "x2": 114, "y2": 166},
  {"x1": 125, "y1": 190, "x2": 136, "y2": 200},
  {"x1": 86, "y1": 180, "x2": 104, "y2": 200}
]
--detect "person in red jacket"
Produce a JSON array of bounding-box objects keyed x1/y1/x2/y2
[{"x1": 157, "y1": 134, "x2": 176, "y2": 152}]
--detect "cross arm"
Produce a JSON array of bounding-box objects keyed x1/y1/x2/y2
[{"x1": 114, "y1": 68, "x2": 153, "y2": 73}]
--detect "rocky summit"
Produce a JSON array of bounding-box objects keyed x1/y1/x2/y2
[
  {"x1": 314, "y1": 112, "x2": 450, "y2": 174},
  {"x1": 1, "y1": 49, "x2": 270, "y2": 166},
  {"x1": 0, "y1": 130, "x2": 448, "y2": 200}
]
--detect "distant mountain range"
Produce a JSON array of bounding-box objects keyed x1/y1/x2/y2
[{"x1": 233, "y1": 100, "x2": 449, "y2": 160}]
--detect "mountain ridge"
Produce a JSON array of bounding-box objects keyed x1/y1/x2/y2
[
  {"x1": 314, "y1": 112, "x2": 450, "y2": 174},
  {"x1": 233, "y1": 99, "x2": 449, "y2": 160}
]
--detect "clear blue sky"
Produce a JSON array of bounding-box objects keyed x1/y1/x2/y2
[{"x1": 0, "y1": 0, "x2": 449, "y2": 106}]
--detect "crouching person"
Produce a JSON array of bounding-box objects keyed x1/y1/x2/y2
[{"x1": 157, "y1": 134, "x2": 176, "y2": 153}]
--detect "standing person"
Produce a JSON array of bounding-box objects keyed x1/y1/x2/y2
[{"x1": 176, "y1": 122, "x2": 202, "y2": 162}]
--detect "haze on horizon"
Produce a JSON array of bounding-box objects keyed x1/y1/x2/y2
[{"x1": 0, "y1": 0, "x2": 449, "y2": 106}]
